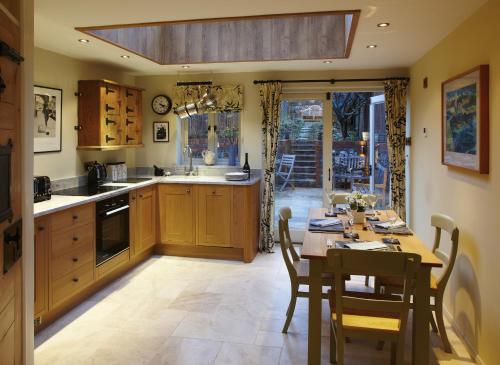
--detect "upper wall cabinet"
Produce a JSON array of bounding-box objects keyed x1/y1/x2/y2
[{"x1": 76, "y1": 80, "x2": 144, "y2": 150}]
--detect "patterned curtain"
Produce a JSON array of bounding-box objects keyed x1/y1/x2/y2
[
  {"x1": 173, "y1": 85, "x2": 244, "y2": 113},
  {"x1": 259, "y1": 82, "x2": 282, "y2": 252},
  {"x1": 384, "y1": 79, "x2": 409, "y2": 220}
]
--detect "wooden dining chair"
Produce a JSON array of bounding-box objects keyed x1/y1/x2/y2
[
  {"x1": 327, "y1": 249, "x2": 421, "y2": 365},
  {"x1": 278, "y1": 207, "x2": 334, "y2": 333},
  {"x1": 376, "y1": 213, "x2": 459, "y2": 353}
]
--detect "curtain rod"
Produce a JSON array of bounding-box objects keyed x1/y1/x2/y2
[
  {"x1": 176, "y1": 81, "x2": 213, "y2": 86},
  {"x1": 252, "y1": 77, "x2": 409, "y2": 85}
]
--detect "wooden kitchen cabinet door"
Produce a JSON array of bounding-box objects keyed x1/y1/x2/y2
[
  {"x1": 34, "y1": 217, "x2": 49, "y2": 319},
  {"x1": 196, "y1": 185, "x2": 232, "y2": 247},
  {"x1": 136, "y1": 186, "x2": 156, "y2": 252},
  {"x1": 158, "y1": 184, "x2": 195, "y2": 245}
]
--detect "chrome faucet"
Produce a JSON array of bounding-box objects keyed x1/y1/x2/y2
[{"x1": 184, "y1": 145, "x2": 195, "y2": 176}]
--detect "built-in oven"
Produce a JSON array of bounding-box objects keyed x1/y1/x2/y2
[{"x1": 95, "y1": 193, "x2": 129, "y2": 266}]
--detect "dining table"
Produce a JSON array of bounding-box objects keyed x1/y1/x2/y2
[{"x1": 301, "y1": 208, "x2": 443, "y2": 365}]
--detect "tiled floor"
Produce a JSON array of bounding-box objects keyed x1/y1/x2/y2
[
  {"x1": 275, "y1": 188, "x2": 324, "y2": 230},
  {"x1": 35, "y1": 252, "x2": 475, "y2": 365}
]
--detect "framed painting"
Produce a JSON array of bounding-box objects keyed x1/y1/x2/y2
[
  {"x1": 153, "y1": 121, "x2": 169, "y2": 142},
  {"x1": 34, "y1": 85, "x2": 63, "y2": 153},
  {"x1": 442, "y1": 65, "x2": 489, "y2": 173}
]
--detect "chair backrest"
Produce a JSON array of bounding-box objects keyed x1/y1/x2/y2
[
  {"x1": 326, "y1": 249, "x2": 421, "y2": 339},
  {"x1": 278, "y1": 207, "x2": 300, "y2": 282},
  {"x1": 375, "y1": 165, "x2": 388, "y2": 188},
  {"x1": 331, "y1": 192, "x2": 349, "y2": 205},
  {"x1": 431, "y1": 213, "x2": 459, "y2": 292},
  {"x1": 362, "y1": 194, "x2": 377, "y2": 207},
  {"x1": 279, "y1": 154, "x2": 295, "y2": 170}
]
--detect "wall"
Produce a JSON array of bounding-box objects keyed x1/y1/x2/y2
[
  {"x1": 410, "y1": 1, "x2": 499, "y2": 363},
  {"x1": 135, "y1": 68, "x2": 407, "y2": 170},
  {"x1": 33, "y1": 47, "x2": 136, "y2": 180}
]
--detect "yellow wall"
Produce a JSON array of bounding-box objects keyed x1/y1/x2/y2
[
  {"x1": 410, "y1": 1, "x2": 499, "y2": 363},
  {"x1": 135, "y1": 68, "x2": 406, "y2": 170},
  {"x1": 33, "y1": 47, "x2": 136, "y2": 180}
]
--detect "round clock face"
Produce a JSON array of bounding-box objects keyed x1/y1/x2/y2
[{"x1": 151, "y1": 94, "x2": 172, "y2": 115}]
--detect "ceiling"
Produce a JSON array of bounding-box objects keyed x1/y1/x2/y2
[{"x1": 35, "y1": 0, "x2": 487, "y2": 75}]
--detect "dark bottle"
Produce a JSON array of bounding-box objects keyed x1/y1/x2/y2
[{"x1": 242, "y1": 153, "x2": 251, "y2": 179}]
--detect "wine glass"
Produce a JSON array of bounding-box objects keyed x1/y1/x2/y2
[{"x1": 387, "y1": 210, "x2": 398, "y2": 240}]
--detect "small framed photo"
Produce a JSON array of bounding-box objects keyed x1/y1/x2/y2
[
  {"x1": 34, "y1": 85, "x2": 63, "y2": 153},
  {"x1": 153, "y1": 121, "x2": 169, "y2": 142},
  {"x1": 442, "y1": 65, "x2": 489, "y2": 173}
]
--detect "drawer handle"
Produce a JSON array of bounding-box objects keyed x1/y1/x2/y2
[
  {"x1": 73, "y1": 278, "x2": 79, "y2": 283},
  {"x1": 38, "y1": 225, "x2": 45, "y2": 231},
  {"x1": 73, "y1": 236, "x2": 79, "y2": 241},
  {"x1": 73, "y1": 214, "x2": 78, "y2": 220},
  {"x1": 186, "y1": 189, "x2": 191, "y2": 194},
  {"x1": 105, "y1": 117, "x2": 116, "y2": 126},
  {"x1": 126, "y1": 107, "x2": 134, "y2": 113},
  {"x1": 212, "y1": 190, "x2": 216, "y2": 194},
  {"x1": 72, "y1": 257, "x2": 79, "y2": 263},
  {"x1": 139, "y1": 194, "x2": 143, "y2": 198}
]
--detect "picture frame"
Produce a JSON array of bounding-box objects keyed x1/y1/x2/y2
[
  {"x1": 153, "y1": 121, "x2": 169, "y2": 142},
  {"x1": 441, "y1": 65, "x2": 489, "y2": 174},
  {"x1": 34, "y1": 85, "x2": 63, "y2": 153}
]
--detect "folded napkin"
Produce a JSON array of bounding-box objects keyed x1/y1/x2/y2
[
  {"x1": 310, "y1": 218, "x2": 342, "y2": 227},
  {"x1": 369, "y1": 221, "x2": 413, "y2": 236},
  {"x1": 375, "y1": 220, "x2": 406, "y2": 229},
  {"x1": 344, "y1": 241, "x2": 389, "y2": 251},
  {"x1": 309, "y1": 219, "x2": 345, "y2": 233}
]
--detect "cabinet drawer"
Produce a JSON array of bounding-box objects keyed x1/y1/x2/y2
[
  {"x1": 96, "y1": 248, "x2": 129, "y2": 279},
  {"x1": 51, "y1": 204, "x2": 93, "y2": 232},
  {"x1": 102, "y1": 84, "x2": 121, "y2": 116},
  {"x1": 51, "y1": 240, "x2": 94, "y2": 281},
  {"x1": 51, "y1": 262, "x2": 94, "y2": 308},
  {"x1": 0, "y1": 297, "x2": 14, "y2": 343},
  {"x1": 51, "y1": 222, "x2": 94, "y2": 257}
]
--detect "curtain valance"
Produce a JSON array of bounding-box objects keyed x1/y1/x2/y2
[{"x1": 172, "y1": 85, "x2": 244, "y2": 113}]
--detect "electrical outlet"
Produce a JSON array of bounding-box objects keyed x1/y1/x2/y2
[{"x1": 423, "y1": 128, "x2": 428, "y2": 138}]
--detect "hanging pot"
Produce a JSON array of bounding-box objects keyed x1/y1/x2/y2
[{"x1": 174, "y1": 102, "x2": 199, "y2": 119}]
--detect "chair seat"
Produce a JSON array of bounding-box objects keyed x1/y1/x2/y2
[
  {"x1": 332, "y1": 313, "x2": 400, "y2": 333},
  {"x1": 330, "y1": 291, "x2": 402, "y2": 333}
]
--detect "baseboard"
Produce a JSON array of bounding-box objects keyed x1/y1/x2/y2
[{"x1": 442, "y1": 306, "x2": 486, "y2": 365}]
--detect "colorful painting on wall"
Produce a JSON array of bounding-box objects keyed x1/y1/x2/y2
[
  {"x1": 442, "y1": 65, "x2": 489, "y2": 173},
  {"x1": 34, "y1": 85, "x2": 63, "y2": 153}
]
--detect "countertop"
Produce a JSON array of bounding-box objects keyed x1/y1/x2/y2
[{"x1": 34, "y1": 175, "x2": 260, "y2": 218}]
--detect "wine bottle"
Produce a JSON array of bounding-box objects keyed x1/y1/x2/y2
[{"x1": 242, "y1": 153, "x2": 251, "y2": 179}]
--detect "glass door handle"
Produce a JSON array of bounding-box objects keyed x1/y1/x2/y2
[{"x1": 328, "y1": 168, "x2": 331, "y2": 182}]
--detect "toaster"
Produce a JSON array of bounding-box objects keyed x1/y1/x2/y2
[{"x1": 34, "y1": 176, "x2": 51, "y2": 203}]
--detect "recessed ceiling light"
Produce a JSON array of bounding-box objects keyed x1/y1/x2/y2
[
  {"x1": 121, "y1": 55, "x2": 130, "y2": 59},
  {"x1": 78, "y1": 39, "x2": 90, "y2": 43},
  {"x1": 181, "y1": 65, "x2": 190, "y2": 69},
  {"x1": 323, "y1": 60, "x2": 333, "y2": 64},
  {"x1": 377, "y1": 22, "x2": 390, "y2": 28},
  {"x1": 366, "y1": 44, "x2": 378, "y2": 49}
]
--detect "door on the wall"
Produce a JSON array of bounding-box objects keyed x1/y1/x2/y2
[
  {"x1": 0, "y1": 4, "x2": 24, "y2": 365},
  {"x1": 274, "y1": 93, "x2": 333, "y2": 242}
]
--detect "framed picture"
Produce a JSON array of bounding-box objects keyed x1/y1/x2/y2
[
  {"x1": 34, "y1": 85, "x2": 63, "y2": 153},
  {"x1": 153, "y1": 121, "x2": 169, "y2": 142},
  {"x1": 442, "y1": 65, "x2": 489, "y2": 173}
]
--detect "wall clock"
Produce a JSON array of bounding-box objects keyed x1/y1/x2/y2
[{"x1": 151, "y1": 94, "x2": 172, "y2": 115}]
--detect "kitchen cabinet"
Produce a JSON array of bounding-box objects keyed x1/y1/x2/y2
[
  {"x1": 158, "y1": 184, "x2": 195, "y2": 245},
  {"x1": 196, "y1": 185, "x2": 232, "y2": 247},
  {"x1": 130, "y1": 186, "x2": 156, "y2": 255},
  {"x1": 157, "y1": 181, "x2": 260, "y2": 262},
  {"x1": 48, "y1": 203, "x2": 95, "y2": 309},
  {"x1": 34, "y1": 218, "x2": 49, "y2": 319},
  {"x1": 76, "y1": 80, "x2": 144, "y2": 150}
]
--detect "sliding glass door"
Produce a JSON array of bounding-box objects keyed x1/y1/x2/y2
[{"x1": 274, "y1": 93, "x2": 332, "y2": 241}]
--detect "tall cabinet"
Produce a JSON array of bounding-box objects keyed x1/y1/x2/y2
[{"x1": 76, "y1": 80, "x2": 144, "y2": 150}]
